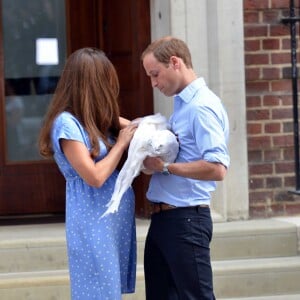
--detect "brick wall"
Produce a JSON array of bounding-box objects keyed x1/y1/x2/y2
[{"x1": 244, "y1": 0, "x2": 300, "y2": 217}]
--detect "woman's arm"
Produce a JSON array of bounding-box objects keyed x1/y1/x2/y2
[
  {"x1": 119, "y1": 116, "x2": 131, "y2": 128},
  {"x1": 61, "y1": 124, "x2": 137, "y2": 187},
  {"x1": 120, "y1": 116, "x2": 143, "y2": 128}
]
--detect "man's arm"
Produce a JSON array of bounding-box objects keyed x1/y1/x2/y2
[{"x1": 143, "y1": 156, "x2": 227, "y2": 181}]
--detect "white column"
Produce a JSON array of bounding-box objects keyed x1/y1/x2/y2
[{"x1": 149, "y1": 0, "x2": 249, "y2": 221}]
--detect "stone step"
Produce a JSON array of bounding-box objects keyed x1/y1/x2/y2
[
  {"x1": 136, "y1": 218, "x2": 299, "y2": 263},
  {"x1": 211, "y1": 218, "x2": 299, "y2": 260},
  {"x1": 0, "y1": 220, "x2": 148, "y2": 273},
  {"x1": 0, "y1": 218, "x2": 298, "y2": 272},
  {"x1": 0, "y1": 267, "x2": 145, "y2": 300},
  {"x1": 138, "y1": 218, "x2": 300, "y2": 261},
  {"x1": 213, "y1": 256, "x2": 300, "y2": 298},
  {"x1": 1, "y1": 255, "x2": 300, "y2": 299},
  {"x1": 220, "y1": 295, "x2": 300, "y2": 300},
  {"x1": 0, "y1": 269, "x2": 70, "y2": 300},
  {"x1": 0, "y1": 217, "x2": 299, "y2": 300},
  {"x1": 0, "y1": 223, "x2": 67, "y2": 273}
]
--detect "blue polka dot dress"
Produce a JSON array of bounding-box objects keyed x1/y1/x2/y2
[{"x1": 51, "y1": 112, "x2": 136, "y2": 300}]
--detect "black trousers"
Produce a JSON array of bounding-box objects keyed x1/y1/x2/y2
[{"x1": 144, "y1": 206, "x2": 215, "y2": 300}]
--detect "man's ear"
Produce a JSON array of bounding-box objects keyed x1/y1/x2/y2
[{"x1": 169, "y1": 56, "x2": 180, "y2": 69}]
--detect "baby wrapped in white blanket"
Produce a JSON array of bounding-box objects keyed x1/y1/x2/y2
[{"x1": 101, "y1": 113, "x2": 179, "y2": 218}]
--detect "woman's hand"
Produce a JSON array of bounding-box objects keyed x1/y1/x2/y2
[
  {"x1": 119, "y1": 116, "x2": 131, "y2": 128},
  {"x1": 61, "y1": 123, "x2": 138, "y2": 188},
  {"x1": 116, "y1": 123, "x2": 138, "y2": 150}
]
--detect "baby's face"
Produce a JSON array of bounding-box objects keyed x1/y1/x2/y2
[{"x1": 148, "y1": 130, "x2": 177, "y2": 155}]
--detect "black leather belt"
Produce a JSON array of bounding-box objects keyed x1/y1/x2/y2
[{"x1": 151, "y1": 202, "x2": 209, "y2": 213}]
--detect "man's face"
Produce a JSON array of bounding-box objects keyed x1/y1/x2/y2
[{"x1": 143, "y1": 53, "x2": 180, "y2": 97}]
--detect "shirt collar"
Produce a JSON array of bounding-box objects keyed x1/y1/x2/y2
[{"x1": 174, "y1": 77, "x2": 206, "y2": 103}]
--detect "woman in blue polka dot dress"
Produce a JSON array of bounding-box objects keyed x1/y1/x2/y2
[{"x1": 39, "y1": 48, "x2": 137, "y2": 299}]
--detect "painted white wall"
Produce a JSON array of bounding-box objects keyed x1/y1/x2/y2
[{"x1": 149, "y1": 0, "x2": 249, "y2": 221}]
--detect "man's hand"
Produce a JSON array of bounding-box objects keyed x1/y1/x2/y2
[{"x1": 143, "y1": 156, "x2": 164, "y2": 173}]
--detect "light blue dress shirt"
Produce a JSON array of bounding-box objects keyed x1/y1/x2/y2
[{"x1": 146, "y1": 78, "x2": 230, "y2": 207}]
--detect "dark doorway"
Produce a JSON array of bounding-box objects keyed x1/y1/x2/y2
[{"x1": 0, "y1": 0, "x2": 153, "y2": 218}]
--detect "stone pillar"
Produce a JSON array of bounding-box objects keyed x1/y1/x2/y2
[{"x1": 149, "y1": 0, "x2": 249, "y2": 221}]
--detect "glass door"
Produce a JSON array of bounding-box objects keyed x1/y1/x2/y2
[
  {"x1": 0, "y1": 0, "x2": 67, "y2": 216},
  {"x1": 2, "y1": 0, "x2": 66, "y2": 162}
]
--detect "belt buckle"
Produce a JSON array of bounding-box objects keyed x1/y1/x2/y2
[{"x1": 198, "y1": 204, "x2": 209, "y2": 208}]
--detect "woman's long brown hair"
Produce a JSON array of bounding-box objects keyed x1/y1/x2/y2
[{"x1": 38, "y1": 48, "x2": 121, "y2": 159}]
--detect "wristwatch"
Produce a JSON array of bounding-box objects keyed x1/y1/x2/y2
[{"x1": 162, "y1": 162, "x2": 171, "y2": 176}]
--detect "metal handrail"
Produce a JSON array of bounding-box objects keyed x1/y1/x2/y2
[{"x1": 281, "y1": 0, "x2": 300, "y2": 194}]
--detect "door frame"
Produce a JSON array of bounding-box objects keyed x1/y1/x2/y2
[{"x1": 0, "y1": 0, "x2": 153, "y2": 218}]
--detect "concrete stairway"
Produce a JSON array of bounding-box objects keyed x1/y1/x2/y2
[
  {"x1": 213, "y1": 217, "x2": 300, "y2": 299},
  {"x1": 0, "y1": 217, "x2": 299, "y2": 299}
]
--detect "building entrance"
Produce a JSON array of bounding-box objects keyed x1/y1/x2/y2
[{"x1": 0, "y1": 0, "x2": 152, "y2": 217}]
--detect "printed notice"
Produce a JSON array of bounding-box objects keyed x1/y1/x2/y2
[{"x1": 36, "y1": 38, "x2": 59, "y2": 65}]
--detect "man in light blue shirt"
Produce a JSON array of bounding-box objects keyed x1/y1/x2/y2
[{"x1": 142, "y1": 36, "x2": 230, "y2": 300}]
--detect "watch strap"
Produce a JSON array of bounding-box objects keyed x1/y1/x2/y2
[{"x1": 162, "y1": 162, "x2": 170, "y2": 175}]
